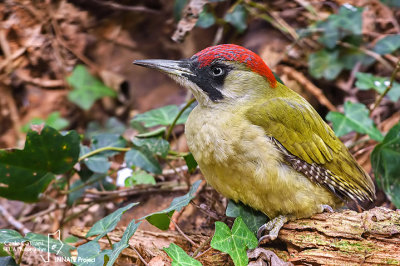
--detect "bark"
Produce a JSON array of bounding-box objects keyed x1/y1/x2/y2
[{"x1": 70, "y1": 207, "x2": 400, "y2": 265}]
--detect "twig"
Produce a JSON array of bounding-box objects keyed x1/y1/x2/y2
[
  {"x1": 79, "y1": 147, "x2": 130, "y2": 162},
  {"x1": 370, "y1": 59, "x2": 400, "y2": 115},
  {"x1": 63, "y1": 203, "x2": 96, "y2": 224},
  {"x1": 131, "y1": 246, "x2": 149, "y2": 266},
  {"x1": 105, "y1": 234, "x2": 113, "y2": 247},
  {"x1": 338, "y1": 41, "x2": 393, "y2": 71},
  {"x1": 19, "y1": 203, "x2": 66, "y2": 223},
  {"x1": 165, "y1": 98, "x2": 196, "y2": 140},
  {"x1": 92, "y1": 0, "x2": 159, "y2": 14},
  {"x1": 0, "y1": 205, "x2": 30, "y2": 235},
  {"x1": 192, "y1": 235, "x2": 212, "y2": 257},
  {"x1": 17, "y1": 242, "x2": 27, "y2": 265},
  {"x1": 194, "y1": 246, "x2": 212, "y2": 259},
  {"x1": 170, "y1": 220, "x2": 198, "y2": 247}
]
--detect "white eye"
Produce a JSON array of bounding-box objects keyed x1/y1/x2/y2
[{"x1": 212, "y1": 67, "x2": 224, "y2": 76}]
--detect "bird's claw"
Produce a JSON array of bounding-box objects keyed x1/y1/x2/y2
[
  {"x1": 321, "y1": 204, "x2": 334, "y2": 213},
  {"x1": 257, "y1": 215, "x2": 288, "y2": 244}
]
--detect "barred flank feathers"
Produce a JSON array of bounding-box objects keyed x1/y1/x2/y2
[{"x1": 271, "y1": 137, "x2": 374, "y2": 203}]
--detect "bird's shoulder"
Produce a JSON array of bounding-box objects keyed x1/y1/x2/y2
[{"x1": 246, "y1": 95, "x2": 341, "y2": 165}]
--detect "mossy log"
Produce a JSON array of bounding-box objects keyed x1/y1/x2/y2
[{"x1": 70, "y1": 207, "x2": 400, "y2": 265}]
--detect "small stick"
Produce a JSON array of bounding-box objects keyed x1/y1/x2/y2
[
  {"x1": 170, "y1": 220, "x2": 198, "y2": 247},
  {"x1": 0, "y1": 205, "x2": 30, "y2": 235}
]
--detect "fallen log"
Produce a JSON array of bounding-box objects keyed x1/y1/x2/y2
[{"x1": 70, "y1": 207, "x2": 400, "y2": 265}]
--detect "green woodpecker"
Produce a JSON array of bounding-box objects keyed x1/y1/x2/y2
[{"x1": 134, "y1": 44, "x2": 375, "y2": 241}]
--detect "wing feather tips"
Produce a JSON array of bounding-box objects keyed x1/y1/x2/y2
[{"x1": 272, "y1": 137, "x2": 375, "y2": 203}]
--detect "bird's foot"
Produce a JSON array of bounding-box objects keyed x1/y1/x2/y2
[
  {"x1": 257, "y1": 215, "x2": 288, "y2": 244},
  {"x1": 320, "y1": 204, "x2": 334, "y2": 213}
]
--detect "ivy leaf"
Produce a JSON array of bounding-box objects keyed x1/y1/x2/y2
[
  {"x1": 142, "y1": 180, "x2": 201, "y2": 230},
  {"x1": 22, "y1": 112, "x2": 69, "y2": 133},
  {"x1": 211, "y1": 217, "x2": 258, "y2": 266},
  {"x1": 124, "y1": 146, "x2": 162, "y2": 174},
  {"x1": 0, "y1": 126, "x2": 80, "y2": 202},
  {"x1": 125, "y1": 170, "x2": 156, "y2": 186},
  {"x1": 355, "y1": 72, "x2": 400, "y2": 102},
  {"x1": 373, "y1": 34, "x2": 400, "y2": 55},
  {"x1": 326, "y1": 102, "x2": 383, "y2": 141},
  {"x1": 0, "y1": 229, "x2": 26, "y2": 244},
  {"x1": 308, "y1": 49, "x2": 344, "y2": 80},
  {"x1": 196, "y1": 8, "x2": 215, "y2": 28},
  {"x1": 80, "y1": 145, "x2": 110, "y2": 174},
  {"x1": 106, "y1": 220, "x2": 141, "y2": 266},
  {"x1": 76, "y1": 240, "x2": 111, "y2": 266},
  {"x1": 226, "y1": 200, "x2": 267, "y2": 234},
  {"x1": 371, "y1": 122, "x2": 400, "y2": 208},
  {"x1": 25, "y1": 232, "x2": 75, "y2": 259},
  {"x1": 316, "y1": 4, "x2": 363, "y2": 48},
  {"x1": 133, "y1": 137, "x2": 170, "y2": 158},
  {"x1": 224, "y1": 4, "x2": 247, "y2": 33},
  {"x1": 0, "y1": 230, "x2": 74, "y2": 260},
  {"x1": 164, "y1": 243, "x2": 202, "y2": 266},
  {"x1": 67, "y1": 65, "x2": 117, "y2": 110},
  {"x1": 86, "y1": 202, "x2": 139, "y2": 240},
  {"x1": 67, "y1": 179, "x2": 85, "y2": 206},
  {"x1": 380, "y1": 0, "x2": 400, "y2": 7},
  {"x1": 184, "y1": 153, "x2": 198, "y2": 173},
  {"x1": 132, "y1": 105, "x2": 181, "y2": 127},
  {"x1": 86, "y1": 117, "x2": 126, "y2": 139},
  {"x1": 0, "y1": 257, "x2": 17, "y2": 266},
  {"x1": 91, "y1": 134, "x2": 127, "y2": 157}
]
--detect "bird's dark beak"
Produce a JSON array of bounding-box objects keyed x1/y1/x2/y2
[{"x1": 133, "y1": 59, "x2": 193, "y2": 77}]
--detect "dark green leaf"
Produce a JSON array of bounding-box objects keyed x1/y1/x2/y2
[
  {"x1": 132, "y1": 105, "x2": 181, "y2": 127},
  {"x1": 224, "y1": 4, "x2": 247, "y2": 33},
  {"x1": 173, "y1": 0, "x2": 189, "y2": 21},
  {"x1": 25, "y1": 232, "x2": 74, "y2": 259},
  {"x1": 0, "y1": 126, "x2": 80, "y2": 202},
  {"x1": 143, "y1": 180, "x2": 201, "y2": 230},
  {"x1": 106, "y1": 220, "x2": 141, "y2": 266},
  {"x1": 86, "y1": 118, "x2": 126, "y2": 139},
  {"x1": 340, "y1": 47, "x2": 375, "y2": 70},
  {"x1": 67, "y1": 179, "x2": 85, "y2": 206},
  {"x1": 0, "y1": 244, "x2": 9, "y2": 257},
  {"x1": 67, "y1": 65, "x2": 117, "y2": 110},
  {"x1": 211, "y1": 217, "x2": 258, "y2": 266},
  {"x1": 76, "y1": 240, "x2": 110, "y2": 266},
  {"x1": 86, "y1": 202, "x2": 138, "y2": 239},
  {"x1": 91, "y1": 134, "x2": 127, "y2": 157},
  {"x1": 146, "y1": 211, "x2": 175, "y2": 231},
  {"x1": 164, "y1": 243, "x2": 202, "y2": 266},
  {"x1": 125, "y1": 146, "x2": 162, "y2": 174},
  {"x1": 316, "y1": 4, "x2": 363, "y2": 48},
  {"x1": 226, "y1": 200, "x2": 267, "y2": 234},
  {"x1": 184, "y1": 153, "x2": 198, "y2": 173},
  {"x1": 133, "y1": 137, "x2": 170, "y2": 158},
  {"x1": 371, "y1": 122, "x2": 400, "y2": 208},
  {"x1": 125, "y1": 170, "x2": 156, "y2": 186},
  {"x1": 308, "y1": 49, "x2": 344, "y2": 80},
  {"x1": 373, "y1": 34, "x2": 400, "y2": 54},
  {"x1": 0, "y1": 257, "x2": 17, "y2": 266},
  {"x1": 380, "y1": 0, "x2": 400, "y2": 7},
  {"x1": 64, "y1": 236, "x2": 79, "y2": 244},
  {"x1": 0, "y1": 229, "x2": 26, "y2": 244},
  {"x1": 22, "y1": 112, "x2": 69, "y2": 133},
  {"x1": 196, "y1": 9, "x2": 215, "y2": 28},
  {"x1": 355, "y1": 72, "x2": 400, "y2": 102},
  {"x1": 326, "y1": 102, "x2": 383, "y2": 141}
]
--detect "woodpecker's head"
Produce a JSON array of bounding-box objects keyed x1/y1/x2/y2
[{"x1": 134, "y1": 44, "x2": 277, "y2": 107}]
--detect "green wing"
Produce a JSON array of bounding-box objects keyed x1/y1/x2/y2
[{"x1": 246, "y1": 96, "x2": 375, "y2": 202}]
